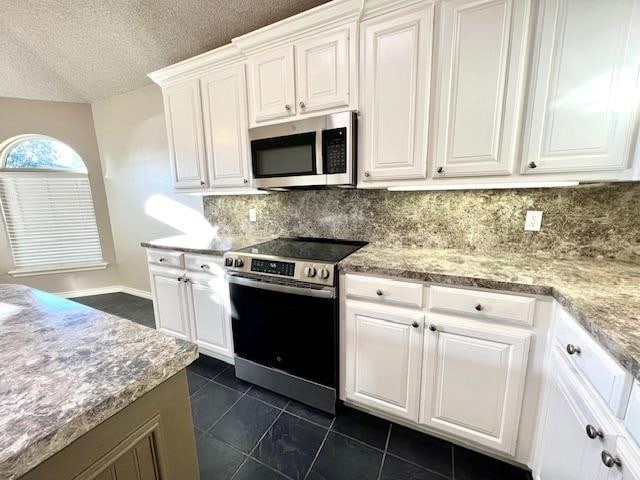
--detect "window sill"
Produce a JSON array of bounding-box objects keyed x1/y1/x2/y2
[{"x1": 8, "y1": 262, "x2": 109, "y2": 277}]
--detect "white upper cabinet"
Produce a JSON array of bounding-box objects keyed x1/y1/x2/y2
[
  {"x1": 360, "y1": 3, "x2": 434, "y2": 182},
  {"x1": 419, "y1": 314, "x2": 531, "y2": 454},
  {"x1": 344, "y1": 300, "x2": 424, "y2": 422},
  {"x1": 295, "y1": 28, "x2": 350, "y2": 114},
  {"x1": 163, "y1": 79, "x2": 208, "y2": 189},
  {"x1": 200, "y1": 64, "x2": 251, "y2": 187},
  {"x1": 522, "y1": 0, "x2": 640, "y2": 174},
  {"x1": 433, "y1": 0, "x2": 531, "y2": 177},
  {"x1": 249, "y1": 45, "x2": 297, "y2": 123}
]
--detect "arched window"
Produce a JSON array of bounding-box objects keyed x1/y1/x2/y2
[{"x1": 0, "y1": 135, "x2": 104, "y2": 274}]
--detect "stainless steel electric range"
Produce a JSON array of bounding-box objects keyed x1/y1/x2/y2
[{"x1": 223, "y1": 237, "x2": 367, "y2": 414}]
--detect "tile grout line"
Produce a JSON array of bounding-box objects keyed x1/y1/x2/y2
[
  {"x1": 248, "y1": 399, "x2": 291, "y2": 457},
  {"x1": 376, "y1": 424, "x2": 393, "y2": 480},
  {"x1": 281, "y1": 409, "x2": 335, "y2": 431},
  {"x1": 383, "y1": 452, "x2": 451, "y2": 480},
  {"x1": 303, "y1": 416, "x2": 336, "y2": 480},
  {"x1": 202, "y1": 385, "x2": 251, "y2": 435}
]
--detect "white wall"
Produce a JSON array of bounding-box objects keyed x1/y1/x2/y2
[
  {"x1": 0, "y1": 96, "x2": 120, "y2": 294},
  {"x1": 91, "y1": 84, "x2": 205, "y2": 293}
]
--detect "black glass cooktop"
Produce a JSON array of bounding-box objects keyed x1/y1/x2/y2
[{"x1": 238, "y1": 237, "x2": 367, "y2": 263}]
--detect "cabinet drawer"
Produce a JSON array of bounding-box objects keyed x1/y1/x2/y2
[
  {"x1": 555, "y1": 307, "x2": 632, "y2": 418},
  {"x1": 428, "y1": 286, "x2": 536, "y2": 326},
  {"x1": 185, "y1": 254, "x2": 224, "y2": 275},
  {"x1": 146, "y1": 249, "x2": 184, "y2": 268},
  {"x1": 344, "y1": 274, "x2": 423, "y2": 308}
]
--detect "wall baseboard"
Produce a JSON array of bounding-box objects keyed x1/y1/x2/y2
[{"x1": 57, "y1": 285, "x2": 152, "y2": 300}]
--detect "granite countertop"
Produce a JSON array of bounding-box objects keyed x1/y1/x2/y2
[
  {"x1": 141, "y1": 234, "x2": 272, "y2": 255},
  {"x1": 0, "y1": 285, "x2": 198, "y2": 479},
  {"x1": 339, "y1": 244, "x2": 640, "y2": 380}
]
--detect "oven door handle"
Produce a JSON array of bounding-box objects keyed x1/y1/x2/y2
[{"x1": 226, "y1": 274, "x2": 336, "y2": 299}]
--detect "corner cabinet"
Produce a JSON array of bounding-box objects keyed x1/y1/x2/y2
[
  {"x1": 163, "y1": 79, "x2": 208, "y2": 189},
  {"x1": 344, "y1": 300, "x2": 424, "y2": 422},
  {"x1": 419, "y1": 313, "x2": 531, "y2": 454},
  {"x1": 359, "y1": 3, "x2": 434, "y2": 182},
  {"x1": 146, "y1": 250, "x2": 234, "y2": 363},
  {"x1": 432, "y1": 0, "x2": 531, "y2": 178},
  {"x1": 522, "y1": 0, "x2": 640, "y2": 174}
]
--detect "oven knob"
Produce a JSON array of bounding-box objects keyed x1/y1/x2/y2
[
  {"x1": 304, "y1": 266, "x2": 317, "y2": 277},
  {"x1": 224, "y1": 257, "x2": 233, "y2": 267},
  {"x1": 234, "y1": 258, "x2": 244, "y2": 268},
  {"x1": 318, "y1": 268, "x2": 330, "y2": 280}
]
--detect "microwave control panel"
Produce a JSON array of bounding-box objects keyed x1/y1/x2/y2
[{"x1": 322, "y1": 127, "x2": 347, "y2": 174}]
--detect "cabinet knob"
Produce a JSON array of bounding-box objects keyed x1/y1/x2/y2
[
  {"x1": 177, "y1": 276, "x2": 183, "y2": 281},
  {"x1": 586, "y1": 424, "x2": 603, "y2": 440},
  {"x1": 183, "y1": 277, "x2": 190, "y2": 283},
  {"x1": 364, "y1": 171, "x2": 370, "y2": 177},
  {"x1": 200, "y1": 264, "x2": 210, "y2": 270},
  {"x1": 299, "y1": 101, "x2": 306, "y2": 108},
  {"x1": 158, "y1": 258, "x2": 166, "y2": 262},
  {"x1": 243, "y1": 178, "x2": 248, "y2": 184},
  {"x1": 601, "y1": 450, "x2": 621, "y2": 468},
  {"x1": 200, "y1": 180, "x2": 206, "y2": 186},
  {"x1": 528, "y1": 161, "x2": 537, "y2": 169},
  {"x1": 566, "y1": 344, "x2": 581, "y2": 355},
  {"x1": 284, "y1": 104, "x2": 291, "y2": 111},
  {"x1": 412, "y1": 321, "x2": 420, "y2": 329},
  {"x1": 428, "y1": 324, "x2": 437, "y2": 332},
  {"x1": 474, "y1": 303, "x2": 483, "y2": 311},
  {"x1": 436, "y1": 166, "x2": 444, "y2": 174},
  {"x1": 376, "y1": 289, "x2": 383, "y2": 296}
]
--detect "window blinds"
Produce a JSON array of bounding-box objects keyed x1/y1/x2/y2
[{"x1": 0, "y1": 174, "x2": 104, "y2": 269}]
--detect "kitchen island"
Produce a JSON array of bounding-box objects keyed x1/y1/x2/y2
[{"x1": 0, "y1": 284, "x2": 199, "y2": 480}]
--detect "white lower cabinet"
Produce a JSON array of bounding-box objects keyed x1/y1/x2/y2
[
  {"x1": 419, "y1": 314, "x2": 532, "y2": 454},
  {"x1": 149, "y1": 266, "x2": 191, "y2": 341},
  {"x1": 344, "y1": 300, "x2": 424, "y2": 421},
  {"x1": 147, "y1": 252, "x2": 233, "y2": 362}
]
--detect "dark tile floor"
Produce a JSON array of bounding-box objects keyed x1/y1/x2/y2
[{"x1": 71, "y1": 293, "x2": 533, "y2": 480}]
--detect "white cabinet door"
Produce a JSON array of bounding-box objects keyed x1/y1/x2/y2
[
  {"x1": 163, "y1": 79, "x2": 208, "y2": 189},
  {"x1": 419, "y1": 314, "x2": 531, "y2": 454},
  {"x1": 535, "y1": 352, "x2": 615, "y2": 480},
  {"x1": 201, "y1": 64, "x2": 251, "y2": 188},
  {"x1": 344, "y1": 300, "x2": 424, "y2": 421},
  {"x1": 522, "y1": 0, "x2": 640, "y2": 174},
  {"x1": 186, "y1": 274, "x2": 233, "y2": 360},
  {"x1": 249, "y1": 45, "x2": 296, "y2": 123},
  {"x1": 149, "y1": 267, "x2": 191, "y2": 341},
  {"x1": 295, "y1": 28, "x2": 350, "y2": 114},
  {"x1": 608, "y1": 437, "x2": 640, "y2": 480},
  {"x1": 433, "y1": 0, "x2": 530, "y2": 177},
  {"x1": 360, "y1": 3, "x2": 434, "y2": 181}
]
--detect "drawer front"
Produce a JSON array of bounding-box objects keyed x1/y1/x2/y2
[
  {"x1": 185, "y1": 253, "x2": 224, "y2": 275},
  {"x1": 555, "y1": 307, "x2": 632, "y2": 418},
  {"x1": 345, "y1": 274, "x2": 424, "y2": 308},
  {"x1": 428, "y1": 286, "x2": 536, "y2": 326},
  {"x1": 146, "y1": 249, "x2": 184, "y2": 268}
]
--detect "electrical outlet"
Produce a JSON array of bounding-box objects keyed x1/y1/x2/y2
[
  {"x1": 249, "y1": 208, "x2": 257, "y2": 222},
  {"x1": 524, "y1": 210, "x2": 543, "y2": 231}
]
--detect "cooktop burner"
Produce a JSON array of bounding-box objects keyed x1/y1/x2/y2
[{"x1": 236, "y1": 237, "x2": 367, "y2": 263}]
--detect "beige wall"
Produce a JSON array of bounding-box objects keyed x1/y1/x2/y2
[
  {"x1": 0, "y1": 97, "x2": 119, "y2": 293},
  {"x1": 91, "y1": 84, "x2": 204, "y2": 293}
]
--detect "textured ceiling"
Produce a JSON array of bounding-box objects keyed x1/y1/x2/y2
[{"x1": 0, "y1": 0, "x2": 330, "y2": 103}]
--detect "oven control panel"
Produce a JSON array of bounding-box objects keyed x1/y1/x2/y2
[{"x1": 223, "y1": 253, "x2": 335, "y2": 286}]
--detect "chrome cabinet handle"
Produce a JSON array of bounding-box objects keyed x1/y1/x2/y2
[
  {"x1": 601, "y1": 451, "x2": 621, "y2": 468},
  {"x1": 528, "y1": 161, "x2": 537, "y2": 169},
  {"x1": 200, "y1": 180, "x2": 206, "y2": 186},
  {"x1": 299, "y1": 101, "x2": 306, "y2": 108},
  {"x1": 177, "y1": 276, "x2": 183, "y2": 281},
  {"x1": 412, "y1": 321, "x2": 420, "y2": 328},
  {"x1": 428, "y1": 324, "x2": 437, "y2": 332},
  {"x1": 436, "y1": 166, "x2": 444, "y2": 174},
  {"x1": 183, "y1": 277, "x2": 190, "y2": 283},
  {"x1": 376, "y1": 289, "x2": 383, "y2": 296},
  {"x1": 158, "y1": 258, "x2": 166, "y2": 262},
  {"x1": 200, "y1": 264, "x2": 210, "y2": 270},
  {"x1": 243, "y1": 178, "x2": 248, "y2": 184},
  {"x1": 284, "y1": 104, "x2": 291, "y2": 111},
  {"x1": 364, "y1": 171, "x2": 370, "y2": 177},
  {"x1": 566, "y1": 344, "x2": 581, "y2": 355},
  {"x1": 586, "y1": 424, "x2": 603, "y2": 440},
  {"x1": 474, "y1": 303, "x2": 483, "y2": 311}
]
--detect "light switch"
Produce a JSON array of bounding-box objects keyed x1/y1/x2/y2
[{"x1": 524, "y1": 210, "x2": 543, "y2": 231}]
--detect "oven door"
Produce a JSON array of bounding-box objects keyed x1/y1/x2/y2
[{"x1": 227, "y1": 274, "x2": 337, "y2": 388}]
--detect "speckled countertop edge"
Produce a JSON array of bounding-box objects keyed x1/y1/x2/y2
[{"x1": 141, "y1": 234, "x2": 273, "y2": 256}]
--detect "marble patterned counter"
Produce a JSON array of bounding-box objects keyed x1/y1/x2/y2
[
  {"x1": 141, "y1": 233, "x2": 272, "y2": 256},
  {"x1": 0, "y1": 285, "x2": 198, "y2": 479},
  {"x1": 339, "y1": 244, "x2": 640, "y2": 381}
]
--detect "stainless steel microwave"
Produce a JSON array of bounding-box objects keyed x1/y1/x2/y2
[{"x1": 249, "y1": 112, "x2": 356, "y2": 189}]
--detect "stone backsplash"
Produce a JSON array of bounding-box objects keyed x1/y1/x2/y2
[{"x1": 203, "y1": 182, "x2": 640, "y2": 262}]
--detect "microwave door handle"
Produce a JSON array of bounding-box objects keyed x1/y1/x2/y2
[
  {"x1": 225, "y1": 274, "x2": 335, "y2": 299},
  {"x1": 316, "y1": 129, "x2": 324, "y2": 174}
]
